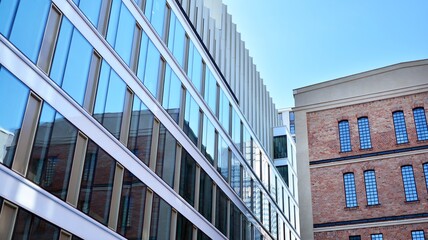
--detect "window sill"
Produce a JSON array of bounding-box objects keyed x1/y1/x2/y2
[
  {"x1": 366, "y1": 203, "x2": 381, "y2": 208},
  {"x1": 344, "y1": 206, "x2": 359, "y2": 211},
  {"x1": 359, "y1": 147, "x2": 373, "y2": 151},
  {"x1": 404, "y1": 200, "x2": 420, "y2": 204}
]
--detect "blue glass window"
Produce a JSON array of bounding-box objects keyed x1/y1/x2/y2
[
  {"x1": 201, "y1": 115, "x2": 215, "y2": 164},
  {"x1": 358, "y1": 117, "x2": 372, "y2": 149},
  {"x1": 219, "y1": 90, "x2": 230, "y2": 134},
  {"x1": 204, "y1": 68, "x2": 217, "y2": 114},
  {"x1": 167, "y1": 12, "x2": 186, "y2": 67},
  {"x1": 393, "y1": 111, "x2": 409, "y2": 144},
  {"x1": 183, "y1": 92, "x2": 200, "y2": 145},
  {"x1": 424, "y1": 163, "x2": 428, "y2": 192},
  {"x1": 3, "y1": 0, "x2": 50, "y2": 62},
  {"x1": 412, "y1": 230, "x2": 426, "y2": 240},
  {"x1": 364, "y1": 170, "x2": 379, "y2": 205},
  {"x1": 231, "y1": 153, "x2": 241, "y2": 196},
  {"x1": 144, "y1": 0, "x2": 167, "y2": 37},
  {"x1": 343, "y1": 173, "x2": 358, "y2": 207},
  {"x1": 114, "y1": 4, "x2": 136, "y2": 66},
  {"x1": 74, "y1": 0, "x2": 103, "y2": 27},
  {"x1": 187, "y1": 42, "x2": 203, "y2": 93},
  {"x1": 232, "y1": 109, "x2": 242, "y2": 150},
  {"x1": 155, "y1": 124, "x2": 177, "y2": 188},
  {"x1": 162, "y1": 64, "x2": 182, "y2": 123},
  {"x1": 371, "y1": 234, "x2": 383, "y2": 240},
  {"x1": 401, "y1": 165, "x2": 418, "y2": 201},
  {"x1": 93, "y1": 61, "x2": 127, "y2": 139},
  {"x1": 0, "y1": 66, "x2": 29, "y2": 168},
  {"x1": 217, "y1": 135, "x2": 229, "y2": 181},
  {"x1": 137, "y1": 37, "x2": 161, "y2": 98},
  {"x1": 413, "y1": 108, "x2": 428, "y2": 141},
  {"x1": 339, "y1": 120, "x2": 351, "y2": 152}
]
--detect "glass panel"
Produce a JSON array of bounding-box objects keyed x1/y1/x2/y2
[
  {"x1": 0, "y1": 0, "x2": 20, "y2": 37},
  {"x1": 364, "y1": 170, "x2": 379, "y2": 205},
  {"x1": 349, "y1": 236, "x2": 361, "y2": 240},
  {"x1": 262, "y1": 157, "x2": 269, "y2": 189},
  {"x1": 253, "y1": 144, "x2": 261, "y2": 179},
  {"x1": 156, "y1": 124, "x2": 177, "y2": 188},
  {"x1": 243, "y1": 170, "x2": 252, "y2": 209},
  {"x1": 143, "y1": 41, "x2": 161, "y2": 97},
  {"x1": 76, "y1": 0, "x2": 103, "y2": 27},
  {"x1": 114, "y1": 4, "x2": 136, "y2": 66},
  {"x1": 412, "y1": 231, "x2": 425, "y2": 240},
  {"x1": 229, "y1": 204, "x2": 241, "y2": 240},
  {"x1": 201, "y1": 115, "x2": 215, "y2": 164},
  {"x1": 289, "y1": 111, "x2": 295, "y2": 135},
  {"x1": 8, "y1": 0, "x2": 50, "y2": 62},
  {"x1": 197, "y1": 230, "x2": 210, "y2": 240},
  {"x1": 145, "y1": 0, "x2": 166, "y2": 37},
  {"x1": 424, "y1": 163, "x2": 428, "y2": 192},
  {"x1": 12, "y1": 208, "x2": 60, "y2": 239},
  {"x1": 93, "y1": 61, "x2": 127, "y2": 139},
  {"x1": 150, "y1": 194, "x2": 172, "y2": 240},
  {"x1": 274, "y1": 135, "x2": 287, "y2": 159},
  {"x1": 343, "y1": 173, "x2": 357, "y2": 207},
  {"x1": 277, "y1": 165, "x2": 289, "y2": 186},
  {"x1": 215, "y1": 186, "x2": 228, "y2": 236},
  {"x1": 413, "y1": 108, "x2": 428, "y2": 141},
  {"x1": 167, "y1": 12, "x2": 186, "y2": 67},
  {"x1": 232, "y1": 109, "x2": 242, "y2": 151},
  {"x1": 338, "y1": 120, "x2": 351, "y2": 152},
  {"x1": 127, "y1": 96, "x2": 154, "y2": 166},
  {"x1": 272, "y1": 211, "x2": 278, "y2": 238},
  {"x1": 204, "y1": 68, "x2": 217, "y2": 114},
  {"x1": 357, "y1": 117, "x2": 372, "y2": 149},
  {"x1": 176, "y1": 212, "x2": 193, "y2": 240},
  {"x1": 78, "y1": 140, "x2": 116, "y2": 226},
  {"x1": 179, "y1": 149, "x2": 196, "y2": 206},
  {"x1": 231, "y1": 153, "x2": 241, "y2": 196},
  {"x1": 243, "y1": 128, "x2": 251, "y2": 163},
  {"x1": 187, "y1": 42, "x2": 203, "y2": 93},
  {"x1": 371, "y1": 234, "x2": 383, "y2": 240},
  {"x1": 199, "y1": 169, "x2": 213, "y2": 222},
  {"x1": 27, "y1": 103, "x2": 78, "y2": 201},
  {"x1": 0, "y1": 67, "x2": 29, "y2": 167},
  {"x1": 50, "y1": 17, "x2": 73, "y2": 85},
  {"x1": 219, "y1": 90, "x2": 230, "y2": 134},
  {"x1": 106, "y1": 0, "x2": 121, "y2": 46},
  {"x1": 253, "y1": 184, "x2": 261, "y2": 220},
  {"x1": 162, "y1": 64, "x2": 182, "y2": 123},
  {"x1": 117, "y1": 169, "x2": 147, "y2": 239},
  {"x1": 262, "y1": 195, "x2": 270, "y2": 231},
  {"x1": 217, "y1": 135, "x2": 229, "y2": 181},
  {"x1": 401, "y1": 165, "x2": 418, "y2": 201},
  {"x1": 184, "y1": 92, "x2": 200, "y2": 145},
  {"x1": 393, "y1": 111, "x2": 408, "y2": 144}
]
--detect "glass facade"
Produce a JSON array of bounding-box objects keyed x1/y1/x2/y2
[
  {"x1": 412, "y1": 230, "x2": 426, "y2": 240},
  {"x1": 343, "y1": 173, "x2": 358, "y2": 207}
]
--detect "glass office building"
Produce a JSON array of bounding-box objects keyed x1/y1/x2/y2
[{"x1": 0, "y1": 0, "x2": 300, "y2": 239}]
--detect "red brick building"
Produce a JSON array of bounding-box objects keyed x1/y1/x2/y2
[{"x1": 294, "y1": 59, "x2": 428, "y2": 240}]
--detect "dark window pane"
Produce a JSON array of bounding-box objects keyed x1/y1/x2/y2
[
  {"x1": 150, "y1": 194, "x2": 172, "y2": 240},
  {"x1": 277, "y1": 165, "x2": 289, "y2": 186},
  {"x1": 199, "y1": 169, "x2": 213, "y2": 221},
  {"x1": 117, "y1": 169, "x2": 146, "y2": 239},
  {"x1": 229, "y1": 204, "x2": 241, "y2": 240},
  {"x1": 184, "y1": 92, "x2": 200, "y2": 145},
  {"x1": 201, "y1": 115, "x2": 215, "y2": 164},
  {"x1": 217, "y1": 135, "x2": 229, "y2": 181},
  {"x1": 8, "y1": 0, "x2": 50, "y2": 62},
  {"x1": 349, "y1": 236, "x2": 361, "y2": 240},
  {"x1": 344, "y1": 173, "x2": 357, "y2": 207},
  {"x1": 273, "y1": 135, "x2": 287, "y2": 159},
  {"x1": 162, "y1": 64, "x2": 182, "y2": 123},
  {"x1": 179, "y1": 149, "x2": 196, "y2": 206},
  {"x1": 78, "y1": 140, "x2": 116, "y2": 226},
  {"x1": 401, "y1": 165, "x2": 418, "y2": 201},
  {"x1": 339, "y1": 120, "x2": 351, "y2": 152},
  {"x1": 357, "y1": 117, "x2": 372, "y2": 149},
  {"x1": 197, "y1": 229, "x2": 211, "y2": 240},
  {"x1": 12, "y1": 208, "x2": 60, "y2": 240},
  {"x1": 27, "y1": 103, "x2": 78, "y2": 200},
  {"x1": 204, "y1": 69, "x2": 217, "y2": 115},
  {"x1": 231, "y1": 153, "x2": 241, "y2": 196},
  {"x1": 127, "y1": 96, "x2": 154, "y2": 165},
  {"x1": 413, "y1": 108, "x2": 428, "y2": 141},
  {"x1": 0, "y1": 67, "x2": 29, "y2": 167},
  {"x1": 76, "y1": 0, "x2": 103, "y2": 27},
  {"x1": 155, "y1": 124, "x2": 177, "y2": 187},
  {"x1": 94, "y1": 61, "x2": 127, "y2": 139},
  {"x1": 364, "y1": 170, "x2": 379, "y2": 205},
  {"x1": 215, "y1": 187, "x2": 228, "y2": 236},
  {"x1": 167, "y1": 12, "x2": 186, "y2": 67},
  {"x1": 176, "y1": 213, "x2": 193, "y2": 240},
  {"x1": 393, "y1": 111, "x2": 409, "y2": 144},
  {"x1": 412, "y1": 230, "x2": 425, "y2": 240}
]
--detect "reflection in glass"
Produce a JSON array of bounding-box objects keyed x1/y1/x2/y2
[
  {"x1": 198, "y1": 169, "x2": 213, "y2": 222},
  {"x1": 230, "y1": 204, "x2": 241, "y2": 240},
  {"x1": 187, "y1": 42, "x2": 203, "y2": 93},
  {"x1": 176, "y1": 212, "x2": 193, "y2": 240},
  {"x1": 243, "y1": 170, "x2": 252, "y2": 210},
  {"x1": 150, "y1": 194, "x2": 172, "y2": 240},
  {"x1": 271, "y1": 212, "x2": 278, "y2": 237},
  {"x1": 162, "y1": 64, "x2": 182, "y2": 123},
  {"x1": 167, "y1": 12, "x2": 186, "y2": 67},
  {"x1": 204, "y1": 68, "x2": 217, "y2": 114},
  {"x1": 197, "y1": 230, "x2": 210, "y2": 240},
  {"x1": 78, "y1": 140, "x2": 116, "y2": 226},
  {"x1": 50, "y1": 18, "x2": 93, "y2": 105},
  {"x1": 27, "y1": 103, "x2": 78, "y2": 201},
  {"x1": 231, "y1": 153, "x2": 241, "y2": 196},
  {"x1": 7, "y1": 0, "x2": 50, "y2": 62},
  {"x1": 113, "y1": 4, "x2": 136, "y2": 66},
  {"x1": 144, "y1": 0, "x2": 167, "y2": 37},
  {"x1": 253, "y1": 184, "x2": 261, "y2": 220},
  {"x1": 13, "y1": 208, "x2": 60, "y2": 239},
  {"x1": 217, "y1": 135, "x2": 229, "y2": 181},
  {"x1": 201, "y1": 115, "x2": 215, "y2": 164},
  {"x1": 117, "y1": 169, "x2": 147, "y2": 239},
  {"x1": 127, "y1": 96, "x2": 154, "y2": 166},
  {"x1": 75, "y1": 0, "x2": 103, "y2": 27},
  {"x1": 219, "y1": 90, "x2": 230, "y2": 134},
  {"x1": 262, "y1": 194, "x2": 270, "y2": 231},
  {"x1": 184, "y1": 92, "x2": 200, "y2": 145},
  {"x1": 179, "y1": 149, "x2": 196, "y2": 206},
  {"x1": 156, "y1": 124, "x2": 177, "y2": 188},
  {"x1": 0, "y1": 67, "x2": 29, "y2": 167},
  {"x1": 273, "y1": 135, "x2": 287, "y2": 159},
  {"x1": 136, "y1": 34, "x2": 161, "y2": 98},
  {"x1": 232, "y1": 109, "x2": 242, "y2": 151},
  {"x1": 93, "y1": 61, "x2": 126, "y2": 139},
  {"x1": 215, "y1": 187, "x2": 228, "y2": 236},
  {"x1": 106, "y1": 0, "x2": 121, "y2": 46}
]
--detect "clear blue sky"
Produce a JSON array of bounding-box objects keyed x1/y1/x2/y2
[{"x1": 221, "y1": 0, "x2": 428, "y2": 108}]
